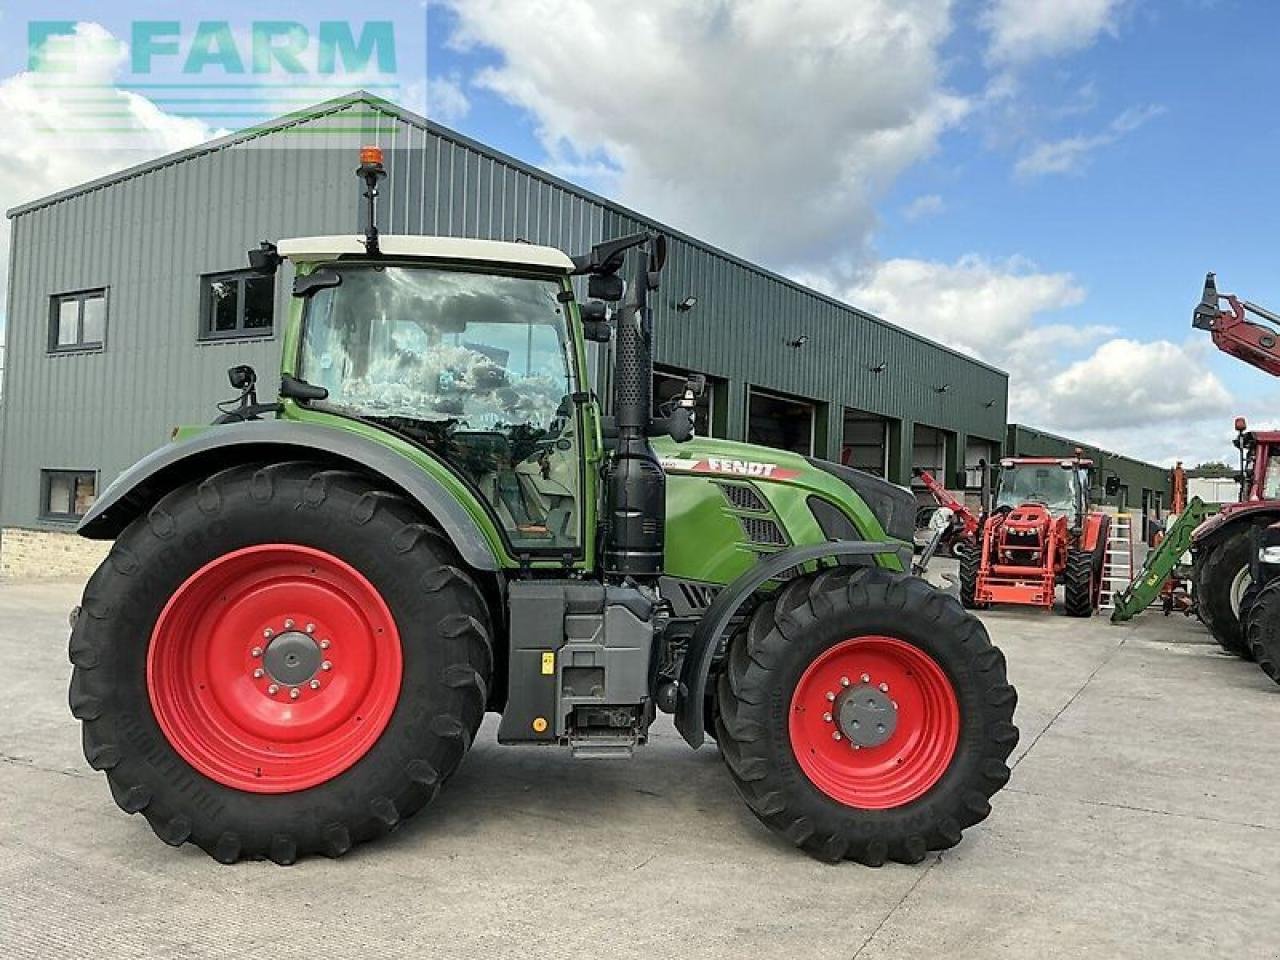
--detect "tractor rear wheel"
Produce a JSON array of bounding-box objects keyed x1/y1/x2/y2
[
  {"x1": 1196, "y1": 526, "x2": 1260, "y2": 659},
  {"x1": 68, "y1": 462, "x2": 493, "y2": 863},
  {"x1": 959, "y1": 546, "x2": 986, "y2": 609},
  {"x1": 714, "y1": 567, "x2": 1018, "y2": 865},
  {"x1": 1063, "y1": 549, "x2": 1096, "y2": 618},
  {"x1": 1246, "y1": 581, "x2": 1280, "y2": 685}
]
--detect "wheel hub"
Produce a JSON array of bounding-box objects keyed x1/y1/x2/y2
[
  {"x1": 835, "y1": 681, "x2": 897, "y2": 747},
  {"x1": 262, "y1": 630, "x2": 322, "y2": 686}
]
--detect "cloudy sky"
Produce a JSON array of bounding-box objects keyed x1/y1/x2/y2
[{"x1": 0, "y1": 1, "x2": 1276, "y2": 465}]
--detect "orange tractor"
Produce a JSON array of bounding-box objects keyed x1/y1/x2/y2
[{"x1": 960, "y1": 455, "x2": 1111, "y2": 617}]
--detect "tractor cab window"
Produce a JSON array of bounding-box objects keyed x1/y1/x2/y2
[
  {"x1": 1261, "y1": 450, "x2": 1280, "y2": 500},
  {"x1": 299, "y1": 264, "x2": 581, "y2": 551},
  {"x1": 995, "y1": 465, "x2": 1076, "y2": 515}
]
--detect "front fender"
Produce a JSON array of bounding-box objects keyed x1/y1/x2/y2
[
  {"x1": 1191, "y1": 502, "x2": 1280, "y2": 551},
  {"x1": 674, "y1": 539, "x2": 912, "y2": 748},
  {"x1": 78, "y1": 420, "x2": 500, "y2": 571}
]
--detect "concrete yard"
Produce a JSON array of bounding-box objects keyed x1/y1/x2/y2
[{"x1": 2, "y1": 572, "x2": 1278, "y2": 960}]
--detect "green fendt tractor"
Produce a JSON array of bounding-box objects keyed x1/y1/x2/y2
[{"x1": 68, "y1": 148, "x2": 1017, "y2": 865}]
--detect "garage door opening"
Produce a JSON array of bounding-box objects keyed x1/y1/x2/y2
[
  {"x1": 842, "y1": 410, "x2": 890, "y2": 477},
  {"x1": 911, "y1": 425, "x2": 950, "y2": 505},
  {"x1": 748, "y1": 388, "x2": 815, "y2": 456}
]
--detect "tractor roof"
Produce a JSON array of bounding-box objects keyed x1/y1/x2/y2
[
  {"x1": 276, "y1": 235, "x2": 575, "y2": 272},
  {"x1": 1001, "y1": 457, "x2": 1094, "y2": 468}
]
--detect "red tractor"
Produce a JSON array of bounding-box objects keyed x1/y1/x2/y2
[
  {"x1": 1189, "y1": 417, "x2": 1280, "y2": 656},
  {"x1": 1190, "y1": 273, "x2": 1280, "y2": 656},
  {"x1": 960, "y1": 455, "x2": 1111, "y2": 617}
]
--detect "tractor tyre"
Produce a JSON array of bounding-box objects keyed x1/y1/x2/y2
[
  {"x1": 959, "y1": 546, "x2": 987, "y2": 609},
  {"x1": 714, "y1": 566, "x2": 1018, "y2": 865},
  {"x1": 1245, "y1": 580, "x2": 1280, "y2": 685},
  {"x1": 1196, "y1": 525, "x2": 1262, "y2": 659},
  {"x1": 1063, "y1": 549, "x2": 1096, "y2": 618},
  {"x1": 68, "y1": 462, "x2": 493, "y2": 864}
]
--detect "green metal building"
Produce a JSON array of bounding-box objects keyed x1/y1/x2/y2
[{"x1": 0, "y1": 91, "x2": 1011, "y2": 543}]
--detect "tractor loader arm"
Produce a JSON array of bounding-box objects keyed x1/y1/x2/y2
[{"x1": 1194, "y1": 272, "x2": 1280, "y2": 377}]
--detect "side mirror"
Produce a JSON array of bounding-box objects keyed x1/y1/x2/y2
[
  {"x1": 667, "y1": 407, "x2": 694, "y2": 443},
  {"x1": 583, "y1": 320, "x2": 612, "y2": 343},
  {"x1": 588, "y1": 273, "x2": 624, "y2": 302},
  {"x1": 228, "y1": 364, "x2": 256, "y2": 391},
  {"x1": 247, "y1": 241, "x2": 280, "y2": 276}
]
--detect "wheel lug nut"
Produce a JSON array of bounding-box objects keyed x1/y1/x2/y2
[
  {"x1": 289, "y1": 687, "x2": 300, "y2": 700},
  {"x1": 309, "y1": 679, "x2": 321, "y2": 690},
  {"x1": 840, "y1": 676, "x2": 850, "y2": 687},
  {"x1": 832, "y1": 731, "x2": 842, "y2": 740},
  {"x1": 263, "y1": 629, "x2": 273, "y2": 639},
  {"x1": 305, "y1": 623, "x2": 315, "y2": 634},
  {"x1": 253, "y1": 668, "x2": 264, "y2": 679},
  {"x1": 879, "y1": 682, "x2": 889, "y2": 693},
  {"x1": 251, "y1": 646, "x2": 263, "y2": 658},
  {"x1": 822, "y1": 712, "x2": 832, "y2": 722},
  {"x1": 267, "y1": 683, "x2": 279, "y2": 695},
  {"x1": 825, "y1": 691, "x2": 835, "y2": 702},
  {"x1": 320, "y1": 639, "x2": 331, "y2": 650},
  {"x1": 860, "y1": 673, "x2": 871, "y2": 683},
  {"x1": 284, "y1": 619, "x2": 295, "y2": 629},
  {"x1": 320, "y1": 660, "x2": 332, "y2": 671},
  {"x1": 892, "y1": 701, "x2": 898, "y2": 710}
]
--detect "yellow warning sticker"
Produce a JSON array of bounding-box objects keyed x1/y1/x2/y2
[{"x1": 541, "y1": 651, "x2": 555, "y2": 675}]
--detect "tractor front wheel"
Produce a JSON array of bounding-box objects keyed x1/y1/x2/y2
[
  {"x1": 714, "y1": 567, "x2": 1018, "y2": 864},
  {"x1": 1063, "y1": 549, "x2": 1096, "y2": 618},
  {"x1": 1197, "y1": 526, "x2": 1261, "y2": 659},
  {"x1": 959, "y1": 546, "x2": 987, "y2": 609},
  {"x1": 68, "y1": 462, "x2": 493, "y2": 863},
  {"x1": 1245, "y1": 581, "x2": 1280, "y2": 685}
]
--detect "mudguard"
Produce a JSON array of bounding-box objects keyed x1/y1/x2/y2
[
  {"x1": 77, "y1": 420, "x2": 500, "y2": 571},
  {"x1": 674, "y1": 539, "x2": 912, "y2": 748},
  {"x1": 1192, "y1": 501, "x2": 1280, "y2": 550}
]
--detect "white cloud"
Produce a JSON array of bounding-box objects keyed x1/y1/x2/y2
[
  {"x1": 0, "y1": 23, "x2": 218, "y2": 324},
  {"x1": 902, "y1": 193, "x2": 946, "y2": 221},
  {"x1": 1014, "y1": 104, "x2": 1164, "y2": 178},
  {"x1": 982, "y1": 0, "x2": 1125, "y2": 66},
  {"x1": 1041, "y1": 338, "x2": 1233, "y2": 431},
  {"x1": 444, "y1": 0, "x2": 967, "y2": 268},
  {"x1": 809, "y1": 254, "x2": 1235, "y2": 462},
  {"x1": 426, "y1": 74, "x2": 470, "y2": 126}
]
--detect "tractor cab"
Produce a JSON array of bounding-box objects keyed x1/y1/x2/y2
[
  {"x1": 1233, "y1": 419, "x2": 1280, "y2": 502},
  {"x1": 993, "y1": 456, "x2": 1092, "y2": 527}
]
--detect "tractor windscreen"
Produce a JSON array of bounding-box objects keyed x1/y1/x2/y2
[
  {"x1": 298, "y1": 264, "x2": 583, "y2": 550},
  {"x1": 995, "y1": 465, "x2": 1076, "y2": 514}
]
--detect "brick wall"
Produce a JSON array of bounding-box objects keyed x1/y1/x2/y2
[{"x1": 0, "y1": 528, "x2": 110, "y2": 580}]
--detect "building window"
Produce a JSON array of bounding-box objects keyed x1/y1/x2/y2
[
  {"x1": 40, "y1": 470, "x2": 97, "y2": 522},
  {"x1": 49, "y1": 289, "x2": 107, "y2": 353},
  {"x1": 201, "y1": 270, "x2": 275, "y2": 340}
]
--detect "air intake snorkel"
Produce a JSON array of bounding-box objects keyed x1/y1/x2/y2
[{"x1": 573, "y1": 232, "x2": 670, "y2": 578}]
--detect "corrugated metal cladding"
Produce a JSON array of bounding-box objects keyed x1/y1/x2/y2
[
  {"x1": 0, "y1": 93, "x2": 1008, "y2": 528},
  {"x1": 1006, "y1": 424, "x2": 1172, "y2": 510}
]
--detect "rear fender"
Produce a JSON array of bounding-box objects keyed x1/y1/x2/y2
[
  {"x1": 77, "y1": 421, "x2": 501, "y2": 571},
  {"x1": 1079, "y1": 512, "x2": 1109, "y2": 553}
]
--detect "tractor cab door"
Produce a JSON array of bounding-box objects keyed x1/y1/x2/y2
[
  {"x1": 1257, "y1": 442, "x2": 1280, "y2": 500},
  {"x1": 295, "y1": 263, "x2": 588, "y2": 555}
]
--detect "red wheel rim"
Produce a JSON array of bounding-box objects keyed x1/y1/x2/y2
[
  {"x1": 147, "y1": 544, "x2": 402, "y2": 793},
  {"x1": 788, "y1": 636, "x2": 959, "y2": 809}
]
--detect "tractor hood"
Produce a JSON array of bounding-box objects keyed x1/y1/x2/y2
[{"x1": 652, "y1": 436, "x2": 916, "y2": 543}]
